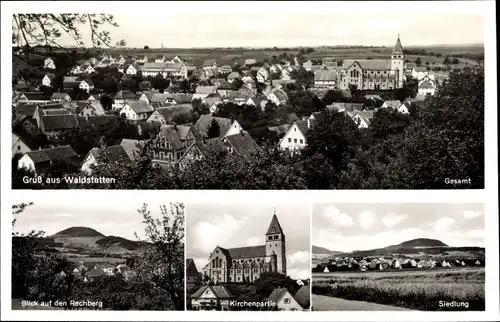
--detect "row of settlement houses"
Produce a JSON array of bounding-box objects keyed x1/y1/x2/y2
[{"x1": 313, "y1": 256, "x2": 484, "y2": 273}]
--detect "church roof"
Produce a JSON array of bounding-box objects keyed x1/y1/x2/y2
[
  {"x1": 225, "y1": 245, "x2": 266, "y2": 259},
  {"x1": 343, "y1": 59, "x2": 391, "y2": 70},
  {"x1": 266, "y1": 214, "x2": 284, "y2": 235},
  {"x1": 393, "y1": 35, "x2": 404, "y2": 52}
]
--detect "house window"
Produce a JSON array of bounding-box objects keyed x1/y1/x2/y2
[
  {"x1": 253, "y1": 269, "x2": 258, "y2": 273},
  {"x1": 288, "y1": 138, "x2": 291, "y2": 143},
  {"x1": 284, "y1": 298, "x2": 291, "y2": 304},
  {"x1": 294, "y1": 139, "x2": 297, "y2": 143},
  {"x1": 274, "y1": 235, "x2": 279, "y2": 240},
  {"x1": 159, "y1": 152, "x2": 165, "y2": 159},
  {"x1": 268, "y1": 236, "x2": 273, "y2": 241},
  {"x1": 299, "y1": 139, "x2": 303, "y2": 144},
  {"x1": 244, "y1": 269, "x2": 249, "y2": 274}
]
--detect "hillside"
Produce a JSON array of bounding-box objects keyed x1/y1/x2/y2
[
  {"x1": 389, "y1": 238, "x2": 448, "y2": 249},
  {"x1": 342, "y1": 238, "x2": 483, "y2": 258},
  {"x1": 312, "y1": 245, "x2": 344, "y2": 256},
  {"x1": 52, "y1": 226, "x2": 105, "y2": 238},
  {"x1": 95, "y1": 236, "x2": 143, "y2": 251}
]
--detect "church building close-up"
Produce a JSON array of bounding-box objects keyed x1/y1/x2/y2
[{"x1": 201, "y1": 212, "x2": 287, "y2": 283}]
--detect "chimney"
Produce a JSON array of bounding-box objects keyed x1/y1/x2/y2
[{"x1": 307, "y1": 118, "x2": 311, "y2": 129}]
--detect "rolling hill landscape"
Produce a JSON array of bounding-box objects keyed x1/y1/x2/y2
[
  {"x1": 314, "y1": 238, "x2": 484, "y2": 259},
  {"x1": 42, "y1": 226, "x2": 146, "y2": 259},
  {"x1": 312, "y1": 245, "x2": 344, "y2": 256}
]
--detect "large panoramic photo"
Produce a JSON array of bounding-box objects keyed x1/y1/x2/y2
[{"x1": 11, "y1": 13, "x2": 484, "y2": 189}]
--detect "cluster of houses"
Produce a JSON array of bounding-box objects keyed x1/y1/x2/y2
[
  {"x1": 186, "y1": 258, "x2": 310, "y2": 311},
  {"x1": 58, "y1": 261, "x2": 133, "y2": 283},
  {"x1": 13, "y1": 40, "x2": 447, "y2": 175},
  {"x1": 312, "y1": 256, "x2": 485, "y2": 272}
]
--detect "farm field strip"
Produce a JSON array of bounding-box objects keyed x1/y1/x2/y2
[{"x1": 312, "y1": 267, "x2": 485, "y2": 311}]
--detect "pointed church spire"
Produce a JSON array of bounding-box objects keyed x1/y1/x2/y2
[
  {"x1": 266, "y1": 210, "x2": 284, "y2": 235},
  {"x1": 393, "y1": 34, "x2": 403, "y2": 52}
]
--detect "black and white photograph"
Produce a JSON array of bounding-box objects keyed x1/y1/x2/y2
[
  {"x1": 10, "y1": 198, "x2": 185, "y2": 311},
  {"x1": 185, "y1": 203, "x2": 310, "y2": 311},
  {"x1": 10, "y1": 11, "x2": 484, "y2": 190},
  {"x1": 311, "y1": 203, "x2": 485, "y2": 311}
]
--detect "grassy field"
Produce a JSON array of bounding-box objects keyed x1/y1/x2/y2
[
  {"x1": 312, "y1": 267, "x2": 485, "y2": 311},
  {"x1": 99, "y1": 45, "x2": 483, "y2": 67},
  {"x1": 66, "y1": 257, "x2": 125, "y2": 264}
]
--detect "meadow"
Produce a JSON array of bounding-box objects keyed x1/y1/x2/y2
[
  {"x1": 66, "y1": 257, "x2": 126, "y2": 265},
  {"x1": 98, "y1": 45, "x2": 483, "y2": 67},
  {"x1": 312, "y1": 267, "x2": 485, "y2": 311}
]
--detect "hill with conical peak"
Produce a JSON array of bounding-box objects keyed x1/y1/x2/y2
[
  {"x1": 337, "y1": 238, "x2": 483, "y2": 258},
  {"x1": 52, "y1": 226, "x2": 105, "y2": 238},
  {"x1": 388, "y1": 238, "x2": 448, "y2": 249},
  {"x1": 49, "y1": 226, "x2": 143, "y2": 254}
]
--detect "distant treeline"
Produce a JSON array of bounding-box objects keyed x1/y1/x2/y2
[{"x1": 404, "y1": 48, "x2": 484, "y2": 60}]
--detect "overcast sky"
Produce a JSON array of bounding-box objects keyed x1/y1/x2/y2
[
  {"x1": 11, "y1": 198, "x2": 183, "y2": 240},
  {"x1": 43, "y1": 13, "x2": 484, "y2": 48},
  {"x1": 186, "y1": 203, "x2": 310, "y2": 280},
  {"x1": 312, "y1": 203, "x2": 484, "y2": 253}
]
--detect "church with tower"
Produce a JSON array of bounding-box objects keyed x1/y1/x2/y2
[
  {"x1": 338, "y1": 34, "x2": 406, "y2": 90},
  {"x1": 201, "y1": 212, "x2": 287, "y2": 283}
]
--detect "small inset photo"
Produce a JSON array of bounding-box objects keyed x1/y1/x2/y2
[
  {"x1": 11, "y1": 199, "x2": 185, "y2": 311},
  {"x1": 186, "y1": 203, "x2": 311, "y2": 311},
  {"x1": 311, "y1": 203, "x2": 485, "y2": 311}
]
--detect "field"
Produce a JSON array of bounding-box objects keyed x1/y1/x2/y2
[
  {"x1": 95, "y1": 45, "x2": 483, "y2": 68},
  {"x1": 66, "y1": 256, "x2": 125, "y2": 265},
  {"x1": 312, "y1": 267, "x2": 485, "y2": 311}
]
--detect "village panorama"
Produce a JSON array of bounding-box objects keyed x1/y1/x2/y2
[{"x1": 11, "y1": 14, "x2": 484, "y2": 189}]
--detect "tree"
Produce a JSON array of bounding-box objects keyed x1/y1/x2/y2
[
  {"x1": 231, "y1": 78, "x2": 244, "y2": 90},
  {"x1": 12, "y1": 202, "x2": 70, "y2": 302},
  {"x1": 415, "y1": 57, "x2": 422, "y2": 66},
  {"x1": 443, "y1": 56, "x2": 452, "y2": 65},
  {"x1": 151, "y1": 73, "x2": 170, "y2": 92},
  {"x1": 206, "y1": 119, "x2": 221, "y2": 139},
  {"x1": 382, "y1": 67, "x2": 484, "y2": 188},
  {"x1": 116, "y1": 39, "x2": 127, "y2": 47},
  {"x1": 144, "y1": 45, "x2": 150, "y2": 50},
  {"x1": 302, "y1": 109, "x2": 360, "y2": 189},
  {"x1": 12, "y1": 14, "x2": 122, "y2": 60},
  {"x1": 254, "y1": 272, "x2": 301, "y2": 299},
  {"x1": 134, "y1": 203, "x2": 185, "y2": 310},
  {"x1": 452, "y1": 57, "x2": 460, "y2": 65}
]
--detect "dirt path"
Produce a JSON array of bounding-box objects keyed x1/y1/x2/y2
[{"x1": 312, "y1": 294, "x2": 413, "y2": 311}]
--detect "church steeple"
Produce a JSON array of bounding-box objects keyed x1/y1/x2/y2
[
  {"x1": 266, "y1": 210, "x2": 284, "y2": 235},
  {"x1": 393, "y1": 33, "x2": 403, "y2": 53}
]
